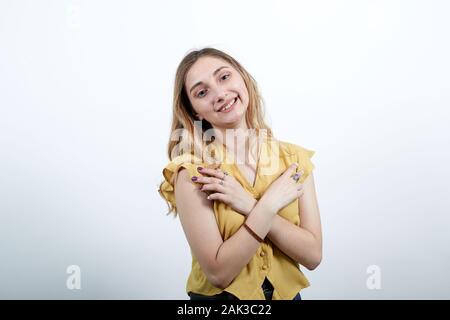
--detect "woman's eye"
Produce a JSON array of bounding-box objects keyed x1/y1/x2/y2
[{"x1": 196, "y1": 74, "x2": 230, "y2": 98}]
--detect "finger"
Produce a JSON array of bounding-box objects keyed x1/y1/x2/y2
[
  {"x1": 193, "y1": 176, "x2": 221, "y2": 185},
  {"x1": 206, "y1": 193, "x2": 227, "y2": 202},
  {"x1": 282, "y1": 163, "x2": 298, "y2": 178},
  {"x1": 197, "y1": 167, "x2": 224, "y2": 179},
  {"x1": 292, "y1": 170, "x2": 305, "y2": 183},
  {"x1": 201, "y1": 183, "x2": 227, "y2": 193}
]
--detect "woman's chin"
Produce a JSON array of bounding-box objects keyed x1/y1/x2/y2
[{"x1": 218, "y1": 116, "x2": 246, "y2": 129}]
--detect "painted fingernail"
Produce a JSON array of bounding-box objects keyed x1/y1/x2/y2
[
  {"x1": 197, "y1": 167, "x2": 203, "y2": 172},
  {"x1": 191, "y1": 176, "x2": 198, "y2": 181}
]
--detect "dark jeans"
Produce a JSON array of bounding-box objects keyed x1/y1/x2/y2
[{"x1": 189, "y1": 278, "x2": 302, "y2": 300}]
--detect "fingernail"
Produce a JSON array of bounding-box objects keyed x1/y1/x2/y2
[
  {"x1": 197, "y1": 166, "x2": 203, "y2": 172},
  {"x1": 292, "y1": 163, "x2": 298, "y2": 168},
  {"x1": 191, "y1": 176, "x2": 197, "y2": 181}
]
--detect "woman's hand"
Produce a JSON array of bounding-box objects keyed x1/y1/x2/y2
[
  {"x1": 191, "y1": 166, "x2": 257, "y2": 216},
  {"x1": 259, "y1": 163, "x2": 305, "y2": 214}
]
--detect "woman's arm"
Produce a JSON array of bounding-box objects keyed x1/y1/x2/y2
[
  {"x1": 175, "y1": 168, "x2": 276, "y2": 289},
  {"x1": 266, "y1": 172, "x2": 322, "y2": 270}
]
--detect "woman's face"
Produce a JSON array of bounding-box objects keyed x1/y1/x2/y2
[{"x1": 185, "y1": 56, "x2": 249, "y2": 130}]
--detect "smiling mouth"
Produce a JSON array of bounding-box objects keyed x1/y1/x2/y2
[{"x1": 218, "y1": 97, "x2": 238, "y2": 112}]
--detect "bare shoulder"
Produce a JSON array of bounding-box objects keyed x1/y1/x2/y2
[
  {"x1": 298, "y1": 171, "x2": 322, "y2": 245},
  {"x1": 174, "y1": 167, "x2": 209, "y2": 212}
]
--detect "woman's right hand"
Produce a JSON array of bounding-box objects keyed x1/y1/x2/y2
[{"x1": 259, "y1": 163, "x2": 305, "y2": 214}]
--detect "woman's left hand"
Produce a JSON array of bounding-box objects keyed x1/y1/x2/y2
[{"x1": 192, "y1": 166, "x2": 257, "y2": 216}]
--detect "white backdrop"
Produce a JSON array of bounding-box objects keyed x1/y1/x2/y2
[{"x1": 1, "y1": 0, "x2": 449, "y2": 299}]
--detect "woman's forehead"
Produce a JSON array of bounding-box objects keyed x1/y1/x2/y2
[{"x1": 186, "y1": 57, "x2": 233, "y2": 83}]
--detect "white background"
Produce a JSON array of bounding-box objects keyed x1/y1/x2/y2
[{"x1": 1, "y1": 0, "x2": 449, "y2": 299}]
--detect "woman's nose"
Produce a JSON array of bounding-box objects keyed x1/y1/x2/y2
[{"x1": 215, "y1": 93, "x2": 229, "y2": 104}]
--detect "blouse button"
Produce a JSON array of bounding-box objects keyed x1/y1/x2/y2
[
  {"x1": 260, "y1": 251, "x2": 265, "y2": 257},
  {"x1": 262, "y1": 265, "x2": 268, "y2": 270}
]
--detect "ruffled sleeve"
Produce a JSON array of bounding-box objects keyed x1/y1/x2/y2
[
  {"x1": 158, "y1": 153, "x2": 204, "y2": 217},
  {"x1": 291, "y1": 144, "x2": 316, "y2": 184}
]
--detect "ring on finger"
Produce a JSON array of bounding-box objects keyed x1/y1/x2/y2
[{"x1": 221, "y1": 171, "x2": 229, "y2": 180}]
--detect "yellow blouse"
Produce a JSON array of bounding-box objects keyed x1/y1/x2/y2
[{"x1": 158, "y1": 138, "x2": 316, "y2": 300}]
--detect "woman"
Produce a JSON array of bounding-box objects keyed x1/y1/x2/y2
[{"x1": 158, "y1": 47, "x2": 322, "y2": 300}]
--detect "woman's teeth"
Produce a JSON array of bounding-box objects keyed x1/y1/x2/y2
[{"x1": 219, "y1": 98, "x2": 237, "y2": 112}]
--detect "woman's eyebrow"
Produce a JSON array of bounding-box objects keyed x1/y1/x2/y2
[{"x1": 189, "y1": 66, "x2": 230, "y2": 94}]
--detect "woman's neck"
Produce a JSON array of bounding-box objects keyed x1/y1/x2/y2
[{"x1": 212, "y1": 125, "x2": 260, "y2": 166}]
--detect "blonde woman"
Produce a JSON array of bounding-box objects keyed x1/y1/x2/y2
[{"x1": 159, "y1": 48, "x2": 322, "y2": 300}]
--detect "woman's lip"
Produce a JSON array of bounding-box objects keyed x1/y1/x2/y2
[{"x1": 219, "y1": 97, "x2": 238, "y2": 113}]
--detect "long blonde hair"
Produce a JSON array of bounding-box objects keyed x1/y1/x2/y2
[{"x1": 159, "y1": 47, "x2": 274, "y2": 215}]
